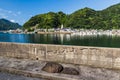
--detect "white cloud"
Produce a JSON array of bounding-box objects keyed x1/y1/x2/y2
[
  {"x1": 10, "y1": 20, "x2": 15, "y2": 23},
  {"x1": 0, "y1": 8, "x2": 11, "y2": 14},
  {"x1": 2, "y1": 16, "x2": 8, "y2": 18},
  {"x1": 8, "y1": 11, "x2": 12, "y2": 13},
  {"x1": 17, "y1": 11, "x2": 21, "y2": 15},
  {"x1": 0, "y1": 8, "x2": 22, "y2": 17},
  {"x1": 0, "y1": 13, "x2": 8, "y2": 18},
  {"x1": 12, "y1": 13, "x2": 17, "y2": 16},
  {"x1": 0, "y1": 8, "x2": 23, "y2": 24}
]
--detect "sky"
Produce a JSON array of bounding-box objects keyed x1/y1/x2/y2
[{"x1": 0, "y1": 0, "x2": 120, "y2": 25}]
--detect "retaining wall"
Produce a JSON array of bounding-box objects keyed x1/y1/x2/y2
[{"x1": 0, "y1": 42, "x2": 120, "y2": 69}]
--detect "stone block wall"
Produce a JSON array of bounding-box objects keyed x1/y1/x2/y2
[{"x1": 0, "y1": 42, "x2": 120, "y2": 69}]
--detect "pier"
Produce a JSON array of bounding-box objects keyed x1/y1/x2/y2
[{"x1": 0, "y1": 42, "x2": 120, "y2": 80}]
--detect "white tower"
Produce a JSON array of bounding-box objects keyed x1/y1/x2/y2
[{"x1": 61, "y1": 24, "x2": 64, "y2": 29}]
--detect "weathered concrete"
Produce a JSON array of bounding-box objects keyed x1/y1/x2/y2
[
  {"x1": 0, "y1": 72, "x2": 44, "y2": 80},
  {"x1": 0, "y1": 42, "x2": 120, "y2": 69},
  {"x1": 0, "y1": 57, "x2": 120, "y2": 80}
]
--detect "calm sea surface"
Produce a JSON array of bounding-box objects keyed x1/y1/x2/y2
[{"x1": 0, "y1": 32, "x2": 120, "y2": 48}]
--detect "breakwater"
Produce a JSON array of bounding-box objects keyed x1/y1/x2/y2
[
  {"x1": 71, "y1": 29, "x2": 120, "y2": 36},
  {"x1": 0, "y1": 42, "x2": 120, "y2": 69}
]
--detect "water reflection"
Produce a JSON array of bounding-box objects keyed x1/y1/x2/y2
[
  {"x1": 0, "y1": 33, "x2": 30, "y2": 43},
  {"x1": 0, "y1": 32, "x2": 120, "y2": 48}
]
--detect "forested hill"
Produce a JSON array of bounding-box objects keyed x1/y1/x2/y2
[
  {"x1": 23, "y1": 3, "x2": 120, "y2": 30},
  {"x1": 0, "y1": 19, "x2": 21, "y2": 31}
]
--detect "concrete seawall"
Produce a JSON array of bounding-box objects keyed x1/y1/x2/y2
[{"x1": 0, "y1": 42, "x2": 120, "y2": 69}]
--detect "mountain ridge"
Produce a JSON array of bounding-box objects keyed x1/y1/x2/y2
[
  {"x1": 0, "y1": 18, "x2": 21, "y2": 31},
  {"x1": 23, "y1": 3, "x2": 120, "y2": 30}
]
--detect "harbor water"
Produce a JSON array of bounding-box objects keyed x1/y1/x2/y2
[{"x1": 0, "y1": 32, "x2": 120, "y2": 48}]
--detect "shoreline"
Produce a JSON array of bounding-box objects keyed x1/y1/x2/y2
[
  {"x1": 2, "y1": 29, "x2": 120, "y2": 36},
  {"x1": 37, "y1": 31, "x2": 72, "y2": 34}
]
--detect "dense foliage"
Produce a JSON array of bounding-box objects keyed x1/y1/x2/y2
[
  {"x1": 0, "y1": 19, "x2": 21, "y2": 30},
  {"x1": 23, "y1": 12, "x2": 67, "y2": 29},
  {"x1": 23, "y1": 3, "x2": 120, "y2": 30}
]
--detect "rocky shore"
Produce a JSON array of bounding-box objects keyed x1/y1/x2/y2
[
  {"x1": 71, "y1": 29, "x2": 120, "y2": 36},
  {"x1": 28, "y1": 29, "x2": 120, "y2": 36},
  {"x1": 0, "y1": 57, "x2": 120, "y2": 80}
]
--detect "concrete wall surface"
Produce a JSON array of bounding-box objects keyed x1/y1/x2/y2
[{"x1": 0, "y1": 42, "x2": 120, "y2": 69}]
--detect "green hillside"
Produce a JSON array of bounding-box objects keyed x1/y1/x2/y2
[
  {"x1": 23, "y1": 3, "x2": 120, "y2": 30},
  {"x1": 0, "y1": 19, "x2": 21, "y2": 31}
]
